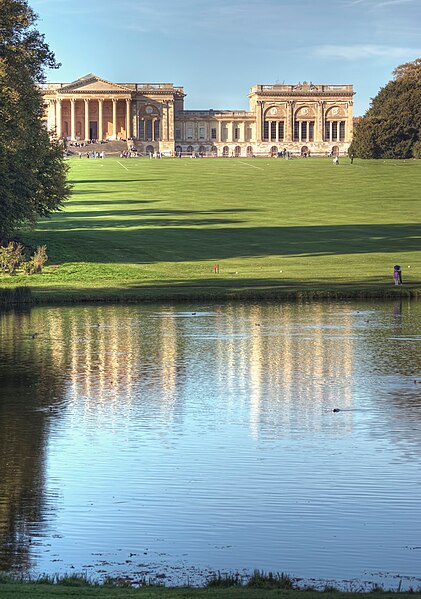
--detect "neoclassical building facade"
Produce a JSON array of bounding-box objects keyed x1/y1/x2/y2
[{"x1": 41, "y1": 74, "x2": 354, "y2": 156}]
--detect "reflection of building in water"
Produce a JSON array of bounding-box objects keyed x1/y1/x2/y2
[
  {"x1": 0, "y1": 311, "x2": 65, "y2": 572},
  {"x1": 215, "y1": 304, "x2": 355, "y2": 439},
  {"x1": 27, "y1": 306, "x2": 183, "y2": 427}
]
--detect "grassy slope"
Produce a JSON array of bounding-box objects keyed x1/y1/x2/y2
[{"x1": 2, "y1": 157, "x2": 421, "y2": 301}]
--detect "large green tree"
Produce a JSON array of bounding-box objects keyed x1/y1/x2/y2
[
  {"x1": 350, "y1": 58, "x2": 421, "y2": 159},
  {"x1": 0, "y1": 0, "x2": 70, "y2": 239}
]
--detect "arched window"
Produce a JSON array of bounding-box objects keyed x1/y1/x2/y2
[
  {"x1": 270, "y1": 146, "x2": 278, "y2": 156},
  {"x1": 246, "y1": 146, "x2": 253, "y2": 157},
  {"x1": 234, "y1": 146, "x2": 241, "y2": 157},
  {"x1": 222, "y1": 146, "x2": 229, "y2": 157},
  {"x1": 332, "y1": 146, "x2": 339, "y2": 156},
  {"x1": 187, "y1": 145, "x2": 194, "y2": 155},
  {"x1": 199, "y1": 145, "x2": 206, "y2": 155},
  {"x1": 175, "y1": 145, "x2": 182, "y2": 155},
  {"x1": 146, "y1": 144, "x2": 154, "y2": 155},
  {"x1": 301, "y1": 146, "x2": 309, "y2": 157},
  {"x1": 211, "y1": 146, "x2": 218, "y2": 157}
]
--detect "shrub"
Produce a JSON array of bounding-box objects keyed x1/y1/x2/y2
[
  {"x1": 0, "y1": 241, "x2": 24, "y2": 274},
  {"x1": 247, "y1": 570, "x2": 295, "y2": 589}
]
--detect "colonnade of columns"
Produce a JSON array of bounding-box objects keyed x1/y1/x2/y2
[{"x1": 49, "y1": 97, "x2": 132, "y2": 141}]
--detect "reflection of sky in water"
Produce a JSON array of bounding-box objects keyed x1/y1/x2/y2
[{"x1": 0, "y1": 301, "x2": 420, "y2": 588}]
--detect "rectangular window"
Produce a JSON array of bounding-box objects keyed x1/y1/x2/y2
[
  {"x1": 263, "y1": 122, "x2": 269, "y2": 141},
  {"x1": 234, "y1": 127, "x2": 240, "y2": 140},
  {"x1": 211, "y1": 128, "x2": 217, "y2": 140},
  {"x1": 271, "y1": 122, "x2": 277, "y2": 140},
  {"x1": 145, "y1": 120, "x2": 152, "y2": 140},
  {"x1": 187, "y1": 127, "x2": 193, "y2": 139},
  {"x1": 139, "y1": 120, "x2": 145, "y2": 140},
  {"x1": 199, "y1": 127, "x2": 205, "y2": 139},
  {"x1": 278, "y1": 121, "x2": 284, "y2": 141},
  {"x1": 309, "y1": 121, "x2": 314, "y2": 142},
  {"x1": 301, "y1": 121, "x2": 307, "y2": 141},
  {"x1": 293, "y1": 121, "x2": 300, "y2": 141},
  {"x1": 325, "y1": 122, "x2": 330, "y2": 141},
  {"x1": 339, "y1": 121, "x2": 345, "y2": 141},
  {"x1": 332, "y1": 121, "x2": 338, "y2": 141},
  {"x1": 175, "y1": 128, "x2": 181, "y2": 140}
]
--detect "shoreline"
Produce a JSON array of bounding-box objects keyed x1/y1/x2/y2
[{"x1": 0, "y1": 284, "x2": 420, "y2": 308}]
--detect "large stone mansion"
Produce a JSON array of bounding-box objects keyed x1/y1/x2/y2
[{"x1": 41, "y1": 73, "x2": 354, "y2": 156}]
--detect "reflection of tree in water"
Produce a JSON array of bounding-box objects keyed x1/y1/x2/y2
[{"x1": 0, "y1": 310, "x2": 65, "y2": 572}]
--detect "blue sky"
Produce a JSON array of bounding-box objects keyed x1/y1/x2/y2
[{"x1": 32, "y1": 0, "x2": 421, "y2": 116}]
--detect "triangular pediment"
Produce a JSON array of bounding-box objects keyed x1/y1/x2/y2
[{"x1": 59, "y1": 74, "x2": 132, "y2": 93}]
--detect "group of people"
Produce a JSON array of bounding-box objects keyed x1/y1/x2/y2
[{"x1": 81, "y1": 151, "x2": 105, "y2": 159}]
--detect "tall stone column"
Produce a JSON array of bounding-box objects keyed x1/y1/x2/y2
[
  {"x1": 56, "y1": 99, "x2": 62, "y2": 138},
  {"x1": 256, "y1": 101, "x2": 263, "y2": 142},
  {"x1": 316, "y1": 101, "x2": 322, "y2": 142},
  {"x1": 98, "y1": 99, "x2": 103, "y2": 141},
  {"x1": 218, "y1": 121, "x2": 223, "y2": 143},
  {"x1": 70, "y1": 99, "x2": 76, "y2": 140},
  {"x1": 347, "y1": 102, "x2": 353, "y2": 143},
  {"x1": 151, "y1": 118, "x2": 156, "y2": 142},
  {"x1": 84, "y1": 99, "x2": 90, "y2": 141},
  {"x1": 112, "y1": 99, "x2": 117, "y2": 139},
  {"x1": 126, "y1": 99, "x2": 131, "y2": 139},
  {"x1": 285, "y1": 102, "x2": 293, "y2": 142}
]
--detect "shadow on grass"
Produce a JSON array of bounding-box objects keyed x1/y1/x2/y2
[
  {"x1": 31, "y1": 276, "x2": 421, "y2": 302},
  {"x1": 32, "y1": 223, "x2": 421, "y2": 262}
]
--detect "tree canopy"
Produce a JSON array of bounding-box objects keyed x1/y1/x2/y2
[
  {"x1": 350, "y1": 58, "x2": 421, "y2": 159},
  {"x1": 0, "y1": 0, "x2": 70, "y2": 239}
]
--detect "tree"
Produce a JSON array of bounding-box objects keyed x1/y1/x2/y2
[
  {"x1": 0, "y1": 0, "x2": 70, "y2": 239},
  {"x1": 349, "y1": 58, "x2": 421, "y2": 159}
]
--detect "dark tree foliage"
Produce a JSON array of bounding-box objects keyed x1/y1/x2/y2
[
  {"x1": 350, "y1": 58, "x2": 421, "y2": 159},
  {"x1": 0, "y1": 0, "x2": 70, "y2": 239}
]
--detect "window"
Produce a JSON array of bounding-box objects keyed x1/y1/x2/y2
[
  {"x1": 187, "y1": 127, "x2": 193, "y2": 139},
  {"x1": 293, "y1": 121, "x2": 300, "y2": 141},
  {"x1": 154, "y1": 119, "x2": 160, "y2": 141},
  {"x1": 234, "y1": 128, "x2": 240, "y2": 140},
  {"x1": 309, "y1": 121, "x2": 314, "y2": 142},
  {"x1": 234, "y1": 145, "x2": 241, "y2": 157},
  {"x1": 246, "y1": 146, "x2": 253, "y2": 157},
  {"x1": 339, "y1": 121, "x2": 345, "y2": 141},
  {"x1": 271, "y1": 122, "x2": 277, "y2": 140},
  {"x1": 175, "y1": 128, "x2": 181, "y2": 140},
  {"x1": 301, "y1": 121, "x2": 307, "y2": 141},
  {"x1": 222, "y1": 146, "x2": 229, "y2": 157},
  {"x1": 199, "y1": 127, "x2": 205, "y2": 139},
  {"x1": 263, "y1": 121, "x2": 269, "y2": 141},
  {"x1": 187, "y1": 145, "x2": 194, "y2": 154},
  {"x1": 139, "y1": 120, "x2": 145, "y2": 140},
  {"x1": 332, "y1": 121, "x2": 338, "y2": 141},
  {"x1": 145, "y1": 120, "x2": 152, "y2": 140},
  {"x1": 211, "y1": 146, "x2": 217, "y2": 156},
  {"x1": 325, "y1": 122, "x2": 330, "y2": 141},
  {"x1": 278, "y1": 121, "x2": 284, "y2": 141},
  {"x1": 211, "y1": 128, "x2": 217, "y2": 140}
]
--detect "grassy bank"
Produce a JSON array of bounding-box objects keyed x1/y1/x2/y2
[
  {"x1": 1, "y1": 157, "x2": 420, "y2": 303},
  {"x1": 1, "y1": 586, "x2": 420, "y2": 599}
]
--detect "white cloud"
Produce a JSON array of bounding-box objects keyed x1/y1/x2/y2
[{"x1": 315, "y1": 44, "x2": 421, "y2": 59}]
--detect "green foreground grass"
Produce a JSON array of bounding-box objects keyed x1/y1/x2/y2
[
  {"x1": 0, "y1": 585, "x2": 419, "y2": 599},
  {"x1": 2, "y1": 157, "x2": 421, "y2": 303}
]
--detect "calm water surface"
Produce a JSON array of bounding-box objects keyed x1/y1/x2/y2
[{"x1": 0, "y1": 301, "x2": 420, "y2": 588}]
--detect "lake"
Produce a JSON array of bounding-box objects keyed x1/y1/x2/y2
[{"x1": 0, "y1": 301, "x2": 420, "y2": 589}]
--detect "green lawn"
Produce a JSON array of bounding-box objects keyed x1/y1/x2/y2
[
  {"x1": 0, "y1": 586, "x2": 418, "y2": 599},
  {"x1": 2, "y1": 156, "x2": 421, "y2": 302}
]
